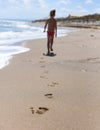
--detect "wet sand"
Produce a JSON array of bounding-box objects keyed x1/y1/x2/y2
[{"x1": 0, "y1": 28, "x2": 100, "y2": 130}]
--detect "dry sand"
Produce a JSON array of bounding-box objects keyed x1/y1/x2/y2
[{"x1": 0, "y1": 28, "x2": 100, "y2": 130}]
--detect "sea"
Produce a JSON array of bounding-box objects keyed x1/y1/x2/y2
[{"x1": 0, "y1": 19, "x2": 76, "y2": 69}]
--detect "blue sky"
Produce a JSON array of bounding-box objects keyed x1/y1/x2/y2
[{"x1": 0, "y1": 0, "x2": 100, "y2": 20}]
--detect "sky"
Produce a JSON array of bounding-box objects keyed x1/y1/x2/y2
[{"x1": 0, "y1": 0, "x2": 100, "y2": 20}]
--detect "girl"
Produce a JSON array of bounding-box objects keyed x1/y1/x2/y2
[{"x1": 44, "y1": 9, "x2": 57, "y2": 54}]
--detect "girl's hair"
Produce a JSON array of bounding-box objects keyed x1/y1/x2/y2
[{"x1": 50, "y1": 9, "x2": 56, "y2": 17}]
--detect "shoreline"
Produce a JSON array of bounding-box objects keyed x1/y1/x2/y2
[
  {"x1": 0, "y1": 28, "x2": 100, "y2": 130},
  {"x1": 0, "y1": 26, "x2": 77, "y2": 70}
]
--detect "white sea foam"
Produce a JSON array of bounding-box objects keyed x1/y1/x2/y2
[{"x1": 0, "y1": 46, "x2": 30, "y2": 69}]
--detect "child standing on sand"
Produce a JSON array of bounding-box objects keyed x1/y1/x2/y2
[{"x1": 44, "y1": 9, "x2": 57, "y2": 54}]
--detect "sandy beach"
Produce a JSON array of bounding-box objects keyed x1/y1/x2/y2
[{"x1": 0, "y1": 28, "x2": 100, "y2": 130}]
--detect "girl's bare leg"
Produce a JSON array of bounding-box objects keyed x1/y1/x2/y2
[
  {"x1": 51, "y1": 37, "x2": 54, "y2": 51},
  {"x1": 47, "y1": 37, "x2": 50, "y2": 54}
]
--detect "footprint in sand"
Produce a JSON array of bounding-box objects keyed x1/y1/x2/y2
[
  {"x1": 36, "y1": 107, "x2": 49, "y2": 114},
  {"x1": 30, "y1": 107, "x2": 49, "y2": 115},
  {"x1": 40, "y1": 71, "x2": 49, "y2": 79},
  {"x1": 40, "y1": 75, "x2": 48, "y2": 79},
  {"x1": 39, "y1": 57, "x2": 46, "y2": 68},
  {"x1": 30, "y1": 107, "x2": 35, "y2": 114},
  {"x1": 48, "y1": 82, "x2": 59, "y2": 87},
  {"x1": 40, "y1": 65, "x2": 45, "y2": 68},
  {"x1": 40, "y1": 57, "x2": 44, "y2": 60},
  {"x1": 39, "y1": 60, "x2": 46, "y2": 63},
  {"x1": 90, "y1": 34, "x2": 94, "y2": 37},
  {"x1": 79, "y1": 57, "x2": 99, "y2": 63},
  {"x1": 39, "y1": 57, "x2": 46, "y2": 63},
  {"x1": 81, "y1": 69, "x2": 88, "y2": 72},
  {"x1": 44, "y1": 93, "x2": 53, "y2": 98},
  {"x1": 28, "y1": 59, "x2": 33, "y2": 62}
]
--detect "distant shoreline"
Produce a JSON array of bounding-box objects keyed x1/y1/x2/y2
[
  {"x1": 32, "y1": 13, "x2": 100, "y2": 29},
  {"x1": 32, "y1": 20, "x2": 100, "y2": 29}
]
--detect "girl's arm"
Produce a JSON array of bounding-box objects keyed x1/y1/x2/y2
[
  {"x1": 55, "y1": 20, "x2": 57, "y2": 37},
  {"x1": 44, "y1": 20, "x2": 48, "y2": 32}
]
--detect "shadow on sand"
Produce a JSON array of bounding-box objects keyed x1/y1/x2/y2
[{"x1": 43, "y1": 52, "x2": 56, "y2": 57}]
